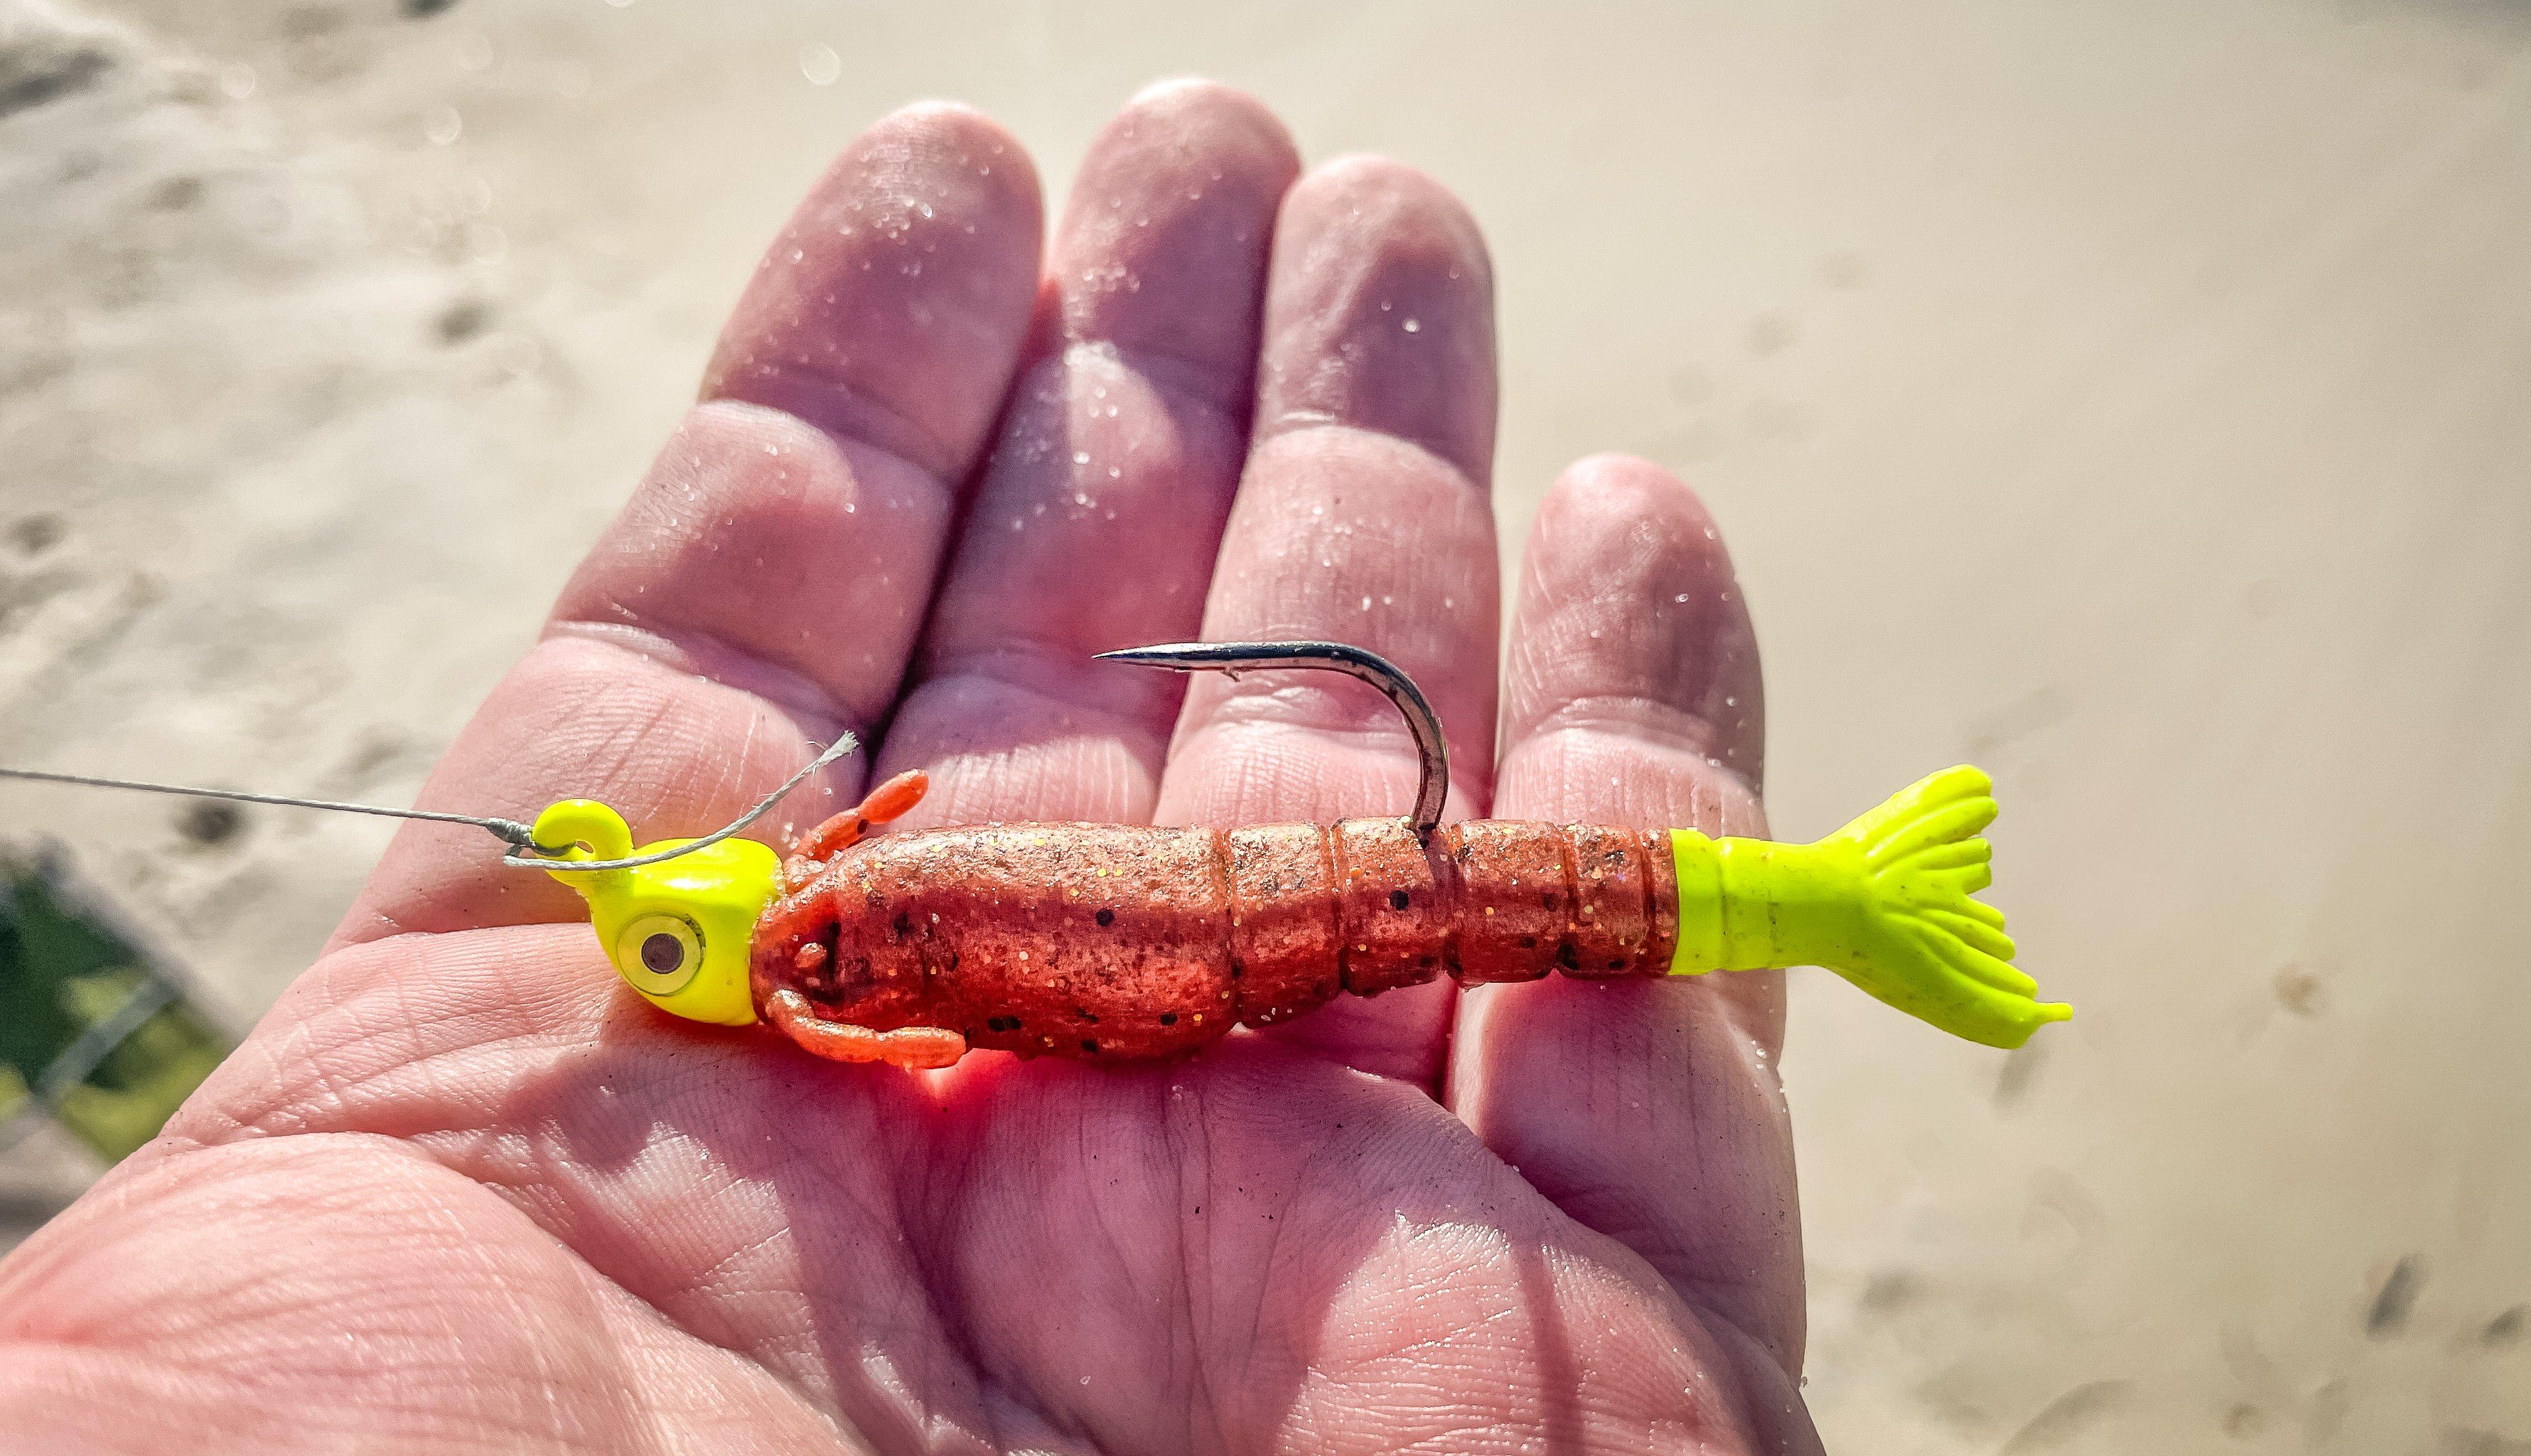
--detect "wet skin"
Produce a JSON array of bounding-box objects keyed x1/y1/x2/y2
[{"x1": 0, "y1": 83, "x2": 1810, "y2": 1454}]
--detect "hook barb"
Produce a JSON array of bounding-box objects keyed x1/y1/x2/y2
[{"x1": 1096, "y1": 640, "x2": 1449, "y2": 835}]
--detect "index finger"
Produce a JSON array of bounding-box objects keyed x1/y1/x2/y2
[{"x1": 336, "y1": 104, "x2": 1043, "y2": 945}]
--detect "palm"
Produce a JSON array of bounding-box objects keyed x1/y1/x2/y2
[{"x1": 1, "y1": 85, "x2": 1816, "y2": 1454}]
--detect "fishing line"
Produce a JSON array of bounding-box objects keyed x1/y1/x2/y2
[{"x1": 0, "y1": 729, "x2": 859, "y2": 872}]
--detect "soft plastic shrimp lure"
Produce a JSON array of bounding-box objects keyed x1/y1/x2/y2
[
  {"x1": 1, "y1": 640, "x2": 2072, "y2": 1070},
  {"x1": 532, "y1": 641, "x2": 2070, "y2": 1068}
]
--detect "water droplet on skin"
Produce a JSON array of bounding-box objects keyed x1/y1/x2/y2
[
  {"x1": 1360, "y1": 596, "x2": 1372, "y2": 611},
  {"x1": 1072, "y1": 451, "x2": 1090, "y2": 466},
  {"x1": 1402, "y1": 318, "x2": 1421, "y2": 333}
]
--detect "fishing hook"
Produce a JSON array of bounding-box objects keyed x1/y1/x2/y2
[{"x1": 1097, "y1": 640, "x2": 1450, "y2": 837}]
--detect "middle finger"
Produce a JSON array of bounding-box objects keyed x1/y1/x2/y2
[
  {"x1": 1153, "y1": 156, "x2": 1500, "y2": 1088},
  {"x1": 878, "y1": 82, "x2": 1299, "y2": 825}
]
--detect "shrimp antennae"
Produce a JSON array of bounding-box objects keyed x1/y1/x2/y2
[{"x1": 1095, "y1": 640, "x2": 1449, "y2": 837}]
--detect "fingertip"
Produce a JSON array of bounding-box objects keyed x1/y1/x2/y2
[
  {"x1": 1259, "y1": 153, "x2": 1498, "y2": 481},
  {"x1": 1503, "y1": 453, "x2": 1762, "y2": 781},
  {"x1": 1289, "y1": 154, "x2": 1492, "y2": 267},
  {"x1": 1053, "y1": 78, "x2": 1301, "y2": 399},
  {"x1": 1542, "y1": 454, "x2": 1733, "y2": 569},
  {"x1": 703, "y1": 99, "x2": 1045, "y2": 479},
  {"x1": 1120, "y1": 77, "x2": 1297, "y2": 159},
  {"x1": 1126, "y1": 74, "x2": 1228, "y2": 106},
  {"x1": 870, "y1": 99, "x2": 1047, "y2": 215}
]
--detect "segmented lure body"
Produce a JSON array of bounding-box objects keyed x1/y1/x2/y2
[
  {"x1": 746, "y1": 761, "x2": 2063, "y2": 1067},
  {"x1": 753, "y1": 817, "x2": 1684, "y2": 1063},
  {"x1": 505, "y1": 642, "x2": 2070, "y2": 1068}
]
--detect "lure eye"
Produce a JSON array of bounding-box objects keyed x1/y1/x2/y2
[{"x1": 615, "y1": 913, "x2": 704, "y2": 998}]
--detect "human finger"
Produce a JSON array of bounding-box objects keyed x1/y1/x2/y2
[
  {"x1": 1151, "y1": 155, "x2": 1498, "y2": 1087},
  {"x1": 1453, "y1": 456, "x2": 1810, "y2": 1388},
  {"x1": 878, "y1": 80, "x2": 1298, "y2": 825},
  {"x1": 340, "y1": 104, "x2": 1043, "y2": 942}
]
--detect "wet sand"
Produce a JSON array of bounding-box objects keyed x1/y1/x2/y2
[{"x1": 4, "y1": 1, "x2": 2528, "y2": 1448}]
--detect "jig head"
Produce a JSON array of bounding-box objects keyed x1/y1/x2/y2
[{"x1": 0, "y1": 732, "x2": 859, "y2": 1030}]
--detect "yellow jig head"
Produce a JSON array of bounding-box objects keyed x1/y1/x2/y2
[{"x1": 528, "y1": 800, "x2": 778, "y2": 1027}]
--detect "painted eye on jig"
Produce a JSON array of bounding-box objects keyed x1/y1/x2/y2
[
  {"x1": 616, "y1": 915, "x2": 704, "y2": 998},
  {"x1": 2, "y1": 640, "x2": 2073, "y2": 1074}
]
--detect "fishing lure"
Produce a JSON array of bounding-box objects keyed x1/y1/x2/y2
[
  {"x1": 530, "y1": 641, "x2": 2070, "y2": 1068},
  {"x1": 1, "y1": 640, "x2": 2072, "y2": 1071}
]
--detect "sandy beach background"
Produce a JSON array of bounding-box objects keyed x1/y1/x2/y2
[{"x1": 4, "y1": 0, "x2": 2527, "y2": 1449}]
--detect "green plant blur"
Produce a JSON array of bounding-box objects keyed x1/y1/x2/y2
[{"x1": 1, "y1": 864, "x2": 232, "y2": 1162}]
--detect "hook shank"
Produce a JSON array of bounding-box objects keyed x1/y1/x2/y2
[{"x1": 1095, "y1": 640, "x2": 1450, "y2": 835}]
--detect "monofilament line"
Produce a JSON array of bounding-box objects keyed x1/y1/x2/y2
[{"x1": 0, "y1": 727, "x2": 859, "y2": 872}]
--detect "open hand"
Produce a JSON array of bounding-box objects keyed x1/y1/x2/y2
[{"x1": 0, "y1": 83, "x2": 1814, "y2": 1454}]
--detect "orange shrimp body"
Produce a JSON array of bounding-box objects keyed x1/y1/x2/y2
[
  {"x1": 717, "y1": 643, "x2": 2065, "y2": 1069},
  {"x1": 751, "y1": 810, "x2": 1680, "y2": 1066}
]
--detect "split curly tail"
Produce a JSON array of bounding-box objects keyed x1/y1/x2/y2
[
  {"x1": 1670, "y1": 765, "x2": 2072, "y2": 1047},
  {"x1": 1819, "y1": 765, "x2": 2070, "y2": 1047}
]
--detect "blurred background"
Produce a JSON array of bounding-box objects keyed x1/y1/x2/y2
[{"x1": 2, "y1": 0, "x2": 2525, "y2": 1449}]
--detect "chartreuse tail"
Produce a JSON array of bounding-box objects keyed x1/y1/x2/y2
[{"x1": 1667, "y1": 766, "x2": 2070, "y2": 1048}]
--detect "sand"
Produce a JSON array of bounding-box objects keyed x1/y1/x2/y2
[{"x1": 3, "y1": 0, "x2": 2527, "y2": 1448}]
